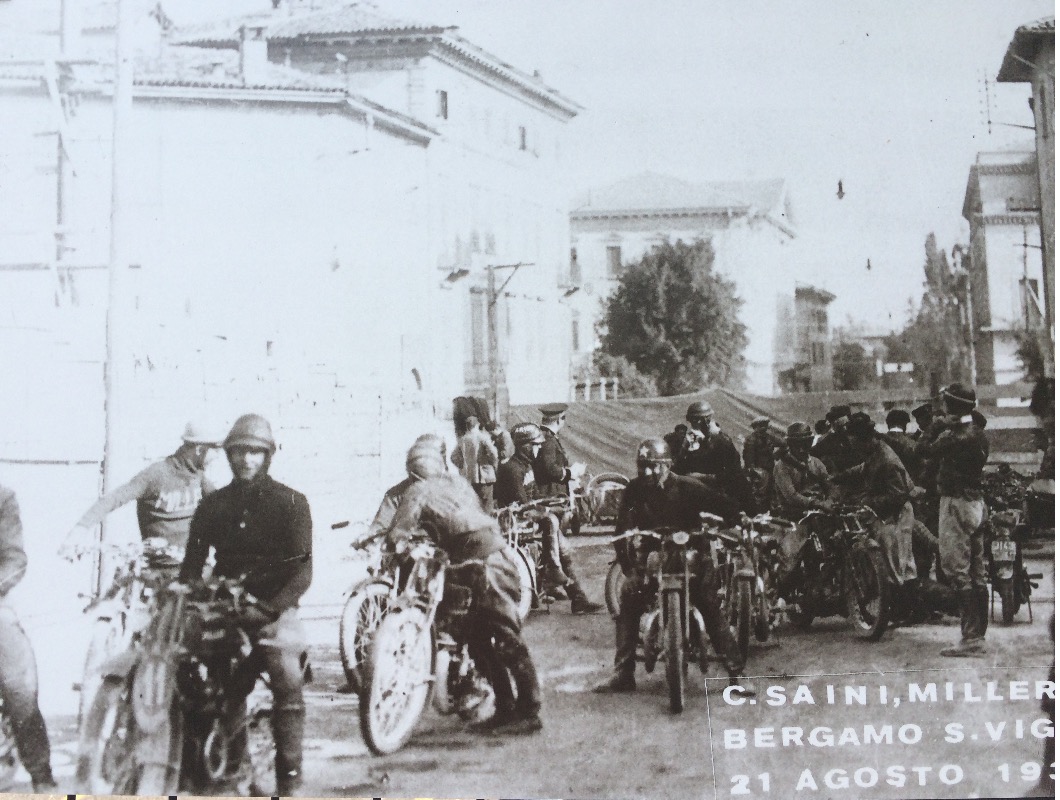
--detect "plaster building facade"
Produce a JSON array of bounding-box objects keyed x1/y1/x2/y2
[
  {"x1": 0, "y1": 2, "x2": 580, "y2": 528},
  {"x1": 962, "y1": 151, "x2": 1046, "y2": 386},
  {"x1": 998, "y1": 16, "x2": 1055, "y2": 357},
  {"x1": 568, "y1": 172, "x2": 798, "y2": 396}
]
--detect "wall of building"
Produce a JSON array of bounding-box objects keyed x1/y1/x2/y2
[{"x1": 1031, "y1": 40, "x2": 1055, "y2": 336}]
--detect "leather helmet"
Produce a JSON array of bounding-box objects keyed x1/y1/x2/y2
[
  {"x1": 511, "y1": 422, "x2": 545, "y2": 447},
  {"x1": 181, "y1": 420, "x2": 221, "y2": 446},
  {"x1": 223, "y1": 414, "x2": 276, "y2": 453},
  {"x1": 785, "y1": 422, "x2": 813, "y2": 442},
  {"x1": 685, "y1": 400, "x2": 714, "y2": 422},
  {"x1": 636, "y1": 437, "x2": 672, "y2": 466},
  {"x1": 406, "y1": 434, "x2": 446, "y2": 480}
]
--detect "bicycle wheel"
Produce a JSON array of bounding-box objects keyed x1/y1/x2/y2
[
  {"x1": 663, "y1": 592, "x2": 685, "y2": 714},
  {"x1": 845, "y1": 547, "x2": 891, "y2": 641},
  {"x1": 359, "y1": 608, "x2": 434, "y2": 755},
  {"x1": 339, "y1": 581, "x2": 391, "y2": 693}
]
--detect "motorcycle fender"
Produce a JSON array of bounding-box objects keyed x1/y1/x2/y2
[
  {"x1": 132, "y1": 653, "x2": 178, "y2": 735},
  {"x1": 688, "y1": 607, "x2": 706, "y2": 645},
  {"x1": 432, "y1": 649, "x2": 453, "y2": 715},
  {"x1": 96, "y1": 649, "x2": 141, "y2": 681},
  {"x1": 994, "y1": 565, "x2": 1015, "y2": 580}
]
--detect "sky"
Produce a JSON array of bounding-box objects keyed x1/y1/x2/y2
[{"x1": 5, "y1": 0, "x2": 1052, "y2": 331}]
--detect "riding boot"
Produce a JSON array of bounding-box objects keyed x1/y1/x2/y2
[
  {"x1": 594, "y1": 610, "x2": 639, "y2": 692},
  {"x1": 272, "y1": 705, "x2": 305, "y2": 795},
  {"x1": 489, "y1": 629, "x2": 541, "y2": 735},
  {"x1": 973, "y1": 585, "x2": 990, "y2": 641},
  {"x1": 940, "y1": 590, "x2": 986, "y2": 657},
  {"x1": 561, "y1": 553, "x2": 603, "y2": 614},
  {"x1": 539, "y1": 518, "x2": 569, "y2": 589}
]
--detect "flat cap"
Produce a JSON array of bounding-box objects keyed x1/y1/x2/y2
[
  {"x1": 539, "y1": 403, "x2": 569, "y2": 418},
  {"x1": 751, "y1": 416, "x2": 770, "y2": 428},
  {"x1": 826, "y1": 404, "x2": 852, "y2": 422}
]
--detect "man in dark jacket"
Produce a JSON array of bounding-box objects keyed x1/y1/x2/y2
[
  {"x1": 180, "y1": 414, "x2": 312, "y2": 794},
  {"x1": 833, "y1": 413, "x2": 919, "y2": 609},
  {"x1": 62, "y1": 421, "x2": 221, "y2": 554},
  {"x1": 594, "y1": 438, "x2": 745, "y2": 693},
  {"x1": 0, "y1": 486, "x2": 56, "y2": 792},
  {"x1": 743, "y1": 416, "x2": 780, "y2": 473},
  {"x1": 531, "y1": 406, "x2": 601, "y2": 614},
  {"x1": 916, "y1": 384, "x2": 991, "y2": 657},
  {"x1": 770, "y1": 423, "x2": 833, "y2": 584},
  {"x1": 674, "y1": 400, "x2": 753, "y2": 511},
  {"x1": 386, "y1": 438, "x2": 542, "y2": 735},
  {"x1": 811, "y1": 405, "x2": 861, "y2": 474}
]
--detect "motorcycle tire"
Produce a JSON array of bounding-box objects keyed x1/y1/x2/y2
[
  {"x1": 754, "y1": 572, "x2": 772, "y2": 643},
  {"x1": 131, "y1": 708, "x2": 182, "y2": 795},
  {"x1": 80, "y1": 616, "x2": 123, "y2": 726},
  {"x1": 663, "y1": 592, "x2": 685, "y2": 714},
  {"x1": 512, "y1": 546, "x2": 536, "y2": 621},
  {"x1": 845, "y1": 548, "x2": 891, "y2": 641},
  {"x1": 604, "y1": 561, "x2": 625, "y2": 620},
  {"x1": 736, "y1": 579, "x2": 752, "y2": 665},
  {"x1": 359, "y1": 607, "x2": 433, "y2": 755},
  {"x1": 76, "y1": 678, "x2": 136, "y2": 794},
  {"x1": 997, "y1": 578, "x2": 1015, "y2": 624},
  {"x1": 339, "y1": 580, "x2": 392, "y2": 694}
]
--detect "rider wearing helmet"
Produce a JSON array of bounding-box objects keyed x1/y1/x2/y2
[
  {"x1": 365, "y1": 434, "x2": 447, "y2": 541},
  {"x1": 384, "y1": 439, "x2": 542, "y2": 735},
  {"x1": 594, "y1": 438, "x2": 744, "y2": 693},
  {"x1": 673, "y1": 400, "x2": 754, "y2": 512},
  {"x1": 180, "y1": 414, "x2": 313, "y2": 794},
  {"x1": 497, "y1": 422, "x2": 601, "y2": 614}
]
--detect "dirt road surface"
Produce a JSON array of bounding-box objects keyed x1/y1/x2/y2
[{"x1": 38, "y1": 536, "x2": 1055, "y2": 799}]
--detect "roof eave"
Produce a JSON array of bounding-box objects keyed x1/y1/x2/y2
[
  {"x1": 571, "y1": 205, "x2": 751, "y2": 220},
  {"x1": 997, "y1": 29, "x2": 1053, "y2": 82}
]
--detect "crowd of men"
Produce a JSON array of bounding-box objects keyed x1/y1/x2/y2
[{"x1": 0, "y1": 378, "x2": 1043, "y2": 792}]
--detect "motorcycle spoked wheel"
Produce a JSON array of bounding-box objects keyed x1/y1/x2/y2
[
  {"x1": 76, "y1": 677, "x2": 138, "y2": 794},
  {"x1": 734, "y1": 580, "x2": 752, "y2": 666},
  {"x1": 130, "y1": 707, "x2": 183, "y2": 795},
  {"x1": 845, "y1": 548, "x2": 891, "y2": 641},
  {"x1": 663, "y1": 592, "x2": 685, "y2": 714},
  {"x1": 359, "y1": 607, "x2": 434, "y2": 755},
  {"x1": 512, "y1": 546, "x2": 536, "y2": 621},
  {"x1": 80, "y1": 616, "x2": 124, "y2": 726},
  {"x1": 604, "y1": 561, "x2": 625, "y2": 619},
  {"x1": 339, "y1": 580, "x2": 392, "y2": 694}
]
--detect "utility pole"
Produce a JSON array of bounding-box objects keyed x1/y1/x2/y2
[
  {"x1": 99, "y1": 0, "x2": 134, "y2": 593},
  {"x1": 484, "y1": 262, "x2": 531, "y2": 424}
]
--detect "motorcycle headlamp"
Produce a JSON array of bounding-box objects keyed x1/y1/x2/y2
[
  {"x1": 670, "y1": 531, "x2": 690, "y2": 546},
  {"x1": 645, "y1": 551, "x2": 661, "y2": 573}
]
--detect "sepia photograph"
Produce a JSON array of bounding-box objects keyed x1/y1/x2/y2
[{"x1": 0, "y1": 0, "x2": 1054, "y2": 797}]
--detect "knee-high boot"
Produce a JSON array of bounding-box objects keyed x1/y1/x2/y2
[{"x1": 272, "y1": 705, "x2": 305, "y2": 795}]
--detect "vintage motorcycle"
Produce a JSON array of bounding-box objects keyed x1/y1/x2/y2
[
  {"x1": 984, "y1": 508, "x2": 1042, "y2": 624},
  {"x1": 495, "y1": 496, "x2": 574, "y2": 619},
  {"x1": 75, "y1": 565, "x2": 306, "y2": 796},
  {"x1": 611, "y1": 524, "x2": 717, "y2": 713},
  {"x1": 706, "y1": 512, "x2": 789, "y2": 664},
  {"x1": 781, "y1": 505, "x2": 892, "y2": 641},
  {"x1": 338, "y1": 532, "x2": 400, "y2": 693},
  {"x1": 77, "y1": 537, "x2": 184, "y2": 724},
  {"x1": 358, "y1": 537, "x2": 492, "y2": 755}
]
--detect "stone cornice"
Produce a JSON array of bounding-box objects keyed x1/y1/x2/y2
[
  {"x1": 976, "y1": 161, "x2": 1037, "y2": 176},
  {"x1": 571, "y1": 206, "x2": 749, "y2": 222},
  {"x1": 971, "y1": 212, "x2": 1041, "y2": 226}
]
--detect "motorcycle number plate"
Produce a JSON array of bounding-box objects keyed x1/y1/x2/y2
[{"x1": 991, "y1": 540, "x2": 1016, "y2": 561}]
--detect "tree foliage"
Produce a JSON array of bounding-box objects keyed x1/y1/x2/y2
[
  {"x1": 596, "y1": 239, "x2": 748, "y2": 396},
  {"x1": 590, "y1": 353, "x2": 659, "y2": 398},
  {"x1": 832, "y1": 340, "x2": 875, "y2": 390},
  {"x1": 883, "y1": 233, "x2": 970, "y2": 393}
]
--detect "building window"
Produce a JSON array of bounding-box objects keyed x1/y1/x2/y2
[
  {"x1": 571, "y1": 310, "x2": 580, "y2": 352},
  {"x1": 606, "y1": 245, "x2": 622, "y2": 278},
  {"x1": 437, "y1": 90, "x2": 448, "y2": 120},
  {"x1": 569, "y1": 248, "x2": 582, "y2": 286},
  {"x1": 518, "y1": 126, "x2": 527, "y2": 151}
]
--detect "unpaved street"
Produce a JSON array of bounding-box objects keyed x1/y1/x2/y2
[{"x1": 35, "y1": 537, "x2": 1055, "y2": 799}]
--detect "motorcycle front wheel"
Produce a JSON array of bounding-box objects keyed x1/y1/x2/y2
[
  {"x1": 845, "y1": 548, "x2": 891, "y2": 641},
  {"x1": 76, "y1": 678, "x2": 136, "y2": 794},
  {"x1": 663, "y1": 592, "x2": 685, "y2": 713},
  {"x1": 80, "y1": 616, "x2": 123, "y2": 725},
  {"x1": 130, "y1": 708, "x2": 182, "y2": 795},
  {"x1": 604, "y1": 561, "x2": 625, "y2": 619},
  {"x1": 359, "y1": 607, "x2": 434, "y2": 755},
  {"x1": 512, "y1": 546, "x2": 536, "y2": 621},
  {"x1": 995, "y1": 577, "x2": 1015, "y2": 624},
  {"x1": 339, "y1": 580, "x2": 392, "y2": 693},
  {"x1": 735, "y1": 579, "x2": 752, "y2": 664}
]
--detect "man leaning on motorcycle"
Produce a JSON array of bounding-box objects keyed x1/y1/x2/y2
[
  {"x1": 593, "y1": 437, "x2": 749, "y2": 694},
  {"x1": 383, "y1": 436, "x2": 543, "y2": 735}
]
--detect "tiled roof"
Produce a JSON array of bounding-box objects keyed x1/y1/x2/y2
[
  {"x1": 573, "y1": 172, "x2": 787, "y2": 215},
  {"x1": 134, "y1": 46, "x2": 346, "y2": 92},
  {"x1": 997, "y1": 16, "x2": 1054, "y2": 82},
  {"x1": 171, "y1": 2, "x2": 441, "y2": 47}
]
